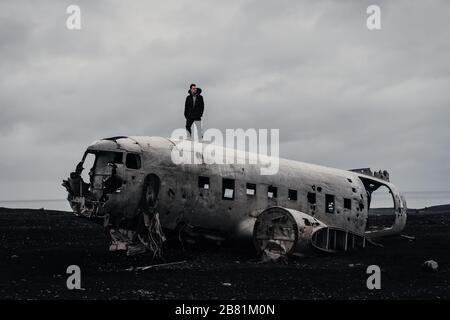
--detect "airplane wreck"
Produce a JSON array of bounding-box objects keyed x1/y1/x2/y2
[{"x1": 62, "y1": 136, "x2": 407, "y2": 260}]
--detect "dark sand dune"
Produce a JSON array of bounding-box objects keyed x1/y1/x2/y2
[{"x1": 0, "y1": 206, "x2": 449, "y2": 299}]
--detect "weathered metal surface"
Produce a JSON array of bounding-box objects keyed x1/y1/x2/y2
[
  {"x1": 62, "y1": 135, "x2": 408, "y2": 257},
  {"x1": 253, "y1": 207, "x2": 325, "y2": 259}
]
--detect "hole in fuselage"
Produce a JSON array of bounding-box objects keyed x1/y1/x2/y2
[{"x1": 359, "y1": 177, "x2": 397, "y2": 232}]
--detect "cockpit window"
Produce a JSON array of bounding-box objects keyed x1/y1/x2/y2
[
  {"x1": 126, "y1": 153, "x2": 141, "y2": 169},
  {"x1": 81, "y1": 152, "x2": 96, "y2": 182},
  {"x1": 93, "y1": 151, "x2": 123, "y2": 175}
]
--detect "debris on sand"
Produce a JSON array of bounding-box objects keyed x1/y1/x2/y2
[
  {"x1": 126, "y1": 260, "x2": 187, "y2": 272},
  {"x1": 348, "y1": 263, "x2": 363, "y2": 268},
  {"x1": 259, "y1": 248, "x2": 288, "y2": 264},
  {"x1": 422, "y1": 260, "x2": 439, "y2": 272},
  {"x1": 400, "y1": 234, "x2": 416, "y2": 241}
]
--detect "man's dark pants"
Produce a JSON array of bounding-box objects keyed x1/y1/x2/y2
[{"x1": 185, "y1": 118, "x2": 199, "y2": 136}]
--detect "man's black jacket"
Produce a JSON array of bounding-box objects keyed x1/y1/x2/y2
[{"x1": 184, "y1": 88, "x2": 204, "y2": 120}]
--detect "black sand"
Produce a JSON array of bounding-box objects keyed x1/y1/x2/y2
[{"x1": 1, "y1": 206, "x2": 449, "y2": 299}]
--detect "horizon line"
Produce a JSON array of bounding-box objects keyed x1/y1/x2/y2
[{"x1": 1, "y1": 190, "x2": 450, "y2": 203}]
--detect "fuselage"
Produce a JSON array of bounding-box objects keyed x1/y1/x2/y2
[{"x1": 64, "y1": 136, "x2": 407, "y2": 242}]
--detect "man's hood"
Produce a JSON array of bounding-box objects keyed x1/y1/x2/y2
[{"x1": 188, "y1": 87, "x2": 202, "y2": 95}]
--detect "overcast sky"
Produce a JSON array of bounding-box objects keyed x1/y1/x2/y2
[{"x1": 1, "y1": 0, "x2": 449, "y2": 201}]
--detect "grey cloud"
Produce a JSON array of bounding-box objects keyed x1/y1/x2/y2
[{"x1": 0, "y1": 0, "x2": 449, "y2": 201}]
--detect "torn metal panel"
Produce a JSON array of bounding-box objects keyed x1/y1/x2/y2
[
  {"x1": 349, "y1": 168, "x2": 390, "y2": 182},
  {"x1": 253, "y1": 207, "x2": 325, "y2": 259}
]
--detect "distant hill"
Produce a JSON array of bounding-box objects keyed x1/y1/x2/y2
[
  {"x1": 367, "y1": 204, "x2": 450, "y2": 216},
  {"x1": 407, "y1": 204, "x2": 450, "y2": 215}
]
